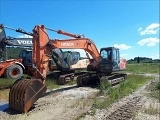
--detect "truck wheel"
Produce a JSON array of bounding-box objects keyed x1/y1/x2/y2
[{"x1": 5, "y1": 64, "x2": 23, "y2": 79}]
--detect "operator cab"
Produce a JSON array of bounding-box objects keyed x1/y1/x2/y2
[
  {"x1": 19, "y1": 49, "x2": 32, "y2": 66},
  {"x1": 50, "y1": 49, "x2": 81, "y2": 71},
  {"x1": 59, "y1": 51, "x2": 80, "y2": 68},
  {"x1": 99, "y1": 47, "x2": 121, "y2": 73},
  {"x1": 70, "y1": 51, "x2": 80, "y2": 65}
]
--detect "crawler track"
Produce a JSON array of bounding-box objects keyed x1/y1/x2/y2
[
  {"x1": 100, "y1": 73, "x2": 127, "y2": 85},
  {"x1": 76, "y1": 72, "x2": 127, "y2": 87}
]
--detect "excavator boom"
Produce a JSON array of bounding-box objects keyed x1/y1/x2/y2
[
  {"x1": 9, "y1": 25, "x2": 48, "y2": 113},
  {"x1": 50, "y1": 38, "x2": 100, "y2": 65}
]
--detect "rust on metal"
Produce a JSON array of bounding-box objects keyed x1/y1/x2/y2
[{"x1": 9, "y1": 79, "x2": 47, "y2": 113}]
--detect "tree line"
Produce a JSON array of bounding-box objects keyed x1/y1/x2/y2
[
  {"x1": 2, "y1": 47, "x2": 29, "y2": 60},
  {"x1": 127, "y1": 57, "x2": 160, "y2": 64}
]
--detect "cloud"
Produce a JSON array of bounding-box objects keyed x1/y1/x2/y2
[
  {"x1": 138, "y1": 23, "x2": 160, "y2": 35},
  {"x1": 113, "y1": 44, "x2": 132, "y2": 50},
  {"x1": 151, "y1": 54, "x2": 160, "y2": 59},
  {"x1": 150, "y1": 54, "x2": 159, "y2": 59},
  {"x1": 120, "y1": 54, "x2": 128, "y2": 57},
  {"x1": 137, "y1": 37, "x2": 159, "y2": 46},
  {"x1": 18, "y1": 34, "x2": 32, "y2": 38},
  {"x1": 138, "y1": 27, "x2": 142, "y2": 31},
  {"x1": 120, "y1": 54, "x2": 129, "y2": 58}
]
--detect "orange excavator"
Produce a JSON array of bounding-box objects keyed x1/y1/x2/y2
[
  {"x1": 5, "y1": 25, "x2": 126, "y2": 113},
  {"x1": 0, "y1": 25, "x2": 88, "y2": 83}
]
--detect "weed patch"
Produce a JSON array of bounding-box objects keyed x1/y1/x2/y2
[
  {"x1": 146, "y1": 81, "x2": 160, "y2": 99},
  {"x1": 155, "y1": 82, "x2": 160, "y2": 90},
  {"x1": 93, "y1": 74, "x2": 152, "y2": 109},
  {"x1": 45, "y1": 79, "x2": 60, "y2": 90}
]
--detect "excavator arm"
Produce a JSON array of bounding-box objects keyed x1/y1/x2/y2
[
  {"x1": 49, "y1": 38, "x2": 100, "y2": 64},
  {"x1": 51, "y1": 39, "x2": 102, "y2": 71}
]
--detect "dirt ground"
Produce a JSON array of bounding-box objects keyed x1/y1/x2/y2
[{"x1": 0, "y1": 74, "x2": 159, "y2": 120}]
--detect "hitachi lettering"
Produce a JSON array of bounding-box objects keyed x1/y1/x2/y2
[
  {"x1": 17, "y1": 40, "x2": 33, "y2": 45},
  {"x1": 61, "y1": 43, "x2": 74, "y2": 46}
]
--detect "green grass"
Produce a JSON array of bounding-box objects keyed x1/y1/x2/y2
[
  {"x1": 45, "y1": 79, "x2": 60, "y2": 90},
  {"x1": 0, "y1": 71, "x2": 76, "y2": 89},
  {"x1": 0, "y1": 74, "x2": 61, "y2": 90},
  {"x1": 155, "y1": 82, "x2": 160, "y2": 90},
  {"x1": 148, "y1": 90, "x2": 159, "y2": 99},
  {"x1": 147, "y1": 81, "x2": 160, "y2": 100},
  {"x1": 93, "y1": 74, "x2": 153, "y2": 109},
  {"x1": 143, "y1": 82, "x2": 160, "y2": 115},
  {"x1": 0, "y1": 63, "x2": 158, "y2": 88},
  {"x1": 0, "y1": 78, "x2": 16, "y2": 87},
  {"x1": 127, "y1": 63, "x2": 160, "y2": 74},
  {"x1": 0, "y1": 77, "x2": 60, "y2": 90}
]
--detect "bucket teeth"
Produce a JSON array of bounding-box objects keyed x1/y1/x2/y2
[{"x1": 9, "y1": 79, "x2": 47, "y2": 113}]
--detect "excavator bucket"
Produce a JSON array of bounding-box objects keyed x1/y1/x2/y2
[{"x1": 9, "y1": 79, "x2": 47, "y2": 113}]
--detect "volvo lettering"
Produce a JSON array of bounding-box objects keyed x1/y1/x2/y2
[{"x1": 17, "y1": 40, "x2": 32, "y2": 45}]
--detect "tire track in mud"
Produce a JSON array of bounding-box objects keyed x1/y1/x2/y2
[{"x1": 104, "y1": 96, "x2": 143, "y2": 120}]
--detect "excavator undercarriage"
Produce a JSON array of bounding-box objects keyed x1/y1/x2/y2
[{"x1": 76, "y1": 72, "x2": 127, "y2": 87}]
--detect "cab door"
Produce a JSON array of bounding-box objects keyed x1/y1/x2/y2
[{"x1": 112, "y1": 48, "x2": 120, "y2": 71}]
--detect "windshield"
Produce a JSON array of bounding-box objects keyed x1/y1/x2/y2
[{"x1": 101, "y1": 49, "x2": 112, "y2": 60}]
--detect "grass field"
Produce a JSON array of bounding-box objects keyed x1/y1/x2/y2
[
  {"x1": 127, "y1": 63, "x2": 159, "y2": 74},
  {"x1": 94, "y1": 74, "x2": 153, "y2": 109},
  {"x1": 0, "y1": 78, "x2": 16, "y2": 88},
  {"x1": 0, "y1": 63, "x2": 159, "y2": 89}
]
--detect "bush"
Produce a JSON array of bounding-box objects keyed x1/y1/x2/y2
[{"x1": 155, "y1": 82, "x2": 160, "y2": 90}]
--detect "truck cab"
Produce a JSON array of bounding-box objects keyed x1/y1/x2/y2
[{"x1": 19, "y1": 49, "x2": 32, "y2": 66}]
